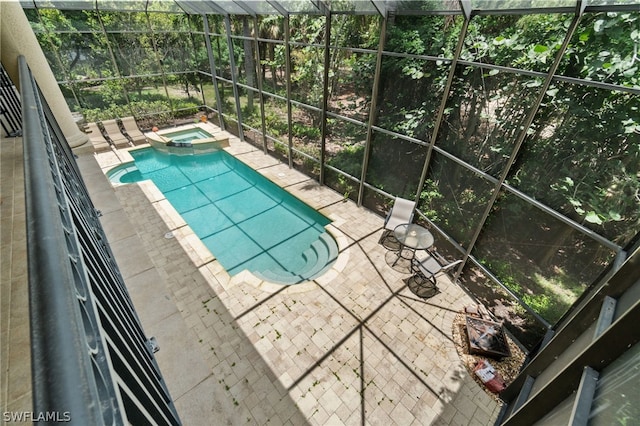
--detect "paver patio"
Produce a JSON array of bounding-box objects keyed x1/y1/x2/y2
[{"x1": 2, "y1": 124, "x2": 502, "y2": 425}]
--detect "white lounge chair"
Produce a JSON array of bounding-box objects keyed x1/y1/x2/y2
[
  {"x1": 121, "y1": 116, "x2": 147, "y2": 145},
  {"x1": 102, "y1": 119, "x2": 130, "y2": 148},
  {"x1": 84, "y1": 122, "x2": 111, "y2": 153},
  {"x1": 379, "y1": 197, "x2": 416, "y2": 249}
]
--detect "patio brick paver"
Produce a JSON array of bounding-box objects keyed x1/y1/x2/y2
[{"x1": 85, "y1": 123, "x2": 503, "y2": 425}]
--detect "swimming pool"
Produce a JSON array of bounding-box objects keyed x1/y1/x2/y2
[{"x1": 108, "y1": 147, "x2": 338, "y2": 284}]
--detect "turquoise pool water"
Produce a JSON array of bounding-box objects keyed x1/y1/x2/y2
[{"x1": 108, "y1": 147, "x2": 337, "y2": 284}]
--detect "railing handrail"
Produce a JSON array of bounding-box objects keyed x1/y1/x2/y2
[
  {"x1": 19, "y1": 54, "x2": 180, "y2": 425},
  {"x1": 20, "y1": 55, "x2": 108, "y2": 424}
]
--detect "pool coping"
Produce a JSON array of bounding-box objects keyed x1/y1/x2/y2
[{"x1": 97, "y1": 123, "x2": 350, "y2": 293}]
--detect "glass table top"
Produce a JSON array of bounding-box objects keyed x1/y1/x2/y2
[{"x1": 393, "y1": 223, "x2": 434, "y2": 250}]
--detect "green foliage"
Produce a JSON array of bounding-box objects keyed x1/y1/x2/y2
[
  {"x1": 94, "y1": 79, "x2": 127, "y2": 106},
  {"x1": 327, "y1": 144, "x2": 364, "y2": 178},
  {"x1": 291, "y1": 123, "x2": 320, "y2": 140},
  {"x1": 290, "y1": 15, "x2": 326, "y2": 44},
  {"x1": 392, "y1": 104, "x2": 429, "y2": 137},
  {"x1": 351, "y1": 54, "x2": 376, "y2": 95},
  {"x1": 386, "y1": 15, "x2": 460, "y2": 57},
  {"x1": 26, "y1": 6, "x2": 640, "y2": 332},
  {"x1": 514, "y1": 82, "x2": 639, "y2": 245},
  {"x1": 172, "y1": 100, "x2": 200, "y2": 117},
  {"x1": 564, "y1": 12, "x2": 640, "y2": 86},
  {"x1": 331, "y1": 15, "x2": 380, "y2": 49},
  {"x1": 418, "y1": 179, "x2": 444, "y2": 223},
  {"x1": 30, "y1": 7, "x2": 206, "y2": 122},
  {"x1": 482, "y1": 257, "x2": 584, "y2": 324},
  {"x1": 463, "y1": 14, "x2": 568, "y2": 71},
  {"x1": 290, "y1": 45, "x2": 325, "y2": 113},
  {"x1": 272, "y1": 141, "x2": 289, "y2": 158},
  {"x1": 263, "y1": 109, "x2": 288, "y2": 137},
  {"x1": 337, "y1": 174, "x2": 356, "y2": 200},
  {"x1": 439, "y1": 68, "x2": 539, "y2": 176},
  {"x1": 83, "y1": 100, "x2": 177, "y2": 125}
]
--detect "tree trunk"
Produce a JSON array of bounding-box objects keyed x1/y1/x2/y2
[
  {"x1": 536, "y1": 225, "x2": 573, "y2": 268},
  {"x1": 184, "y1": 75, "x2": 191, "y2": 98},
  {"x1": 242, "y1": 17, "x2": 255, "y2": 112}
]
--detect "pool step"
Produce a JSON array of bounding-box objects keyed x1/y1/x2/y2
[
  {"x1": 320, "y1": 232, "x2": 339, "y2": 263},
  {"x1": 290, "y1": 232, "x2": 336, "y2": 280},
  {"x1": 299, "y1": 246, "x2": 319, "y2": 275},
  {"x1": 256, "y1": 246, "x2": 319, "y2": 283},
  {"x1": 305, "y1": 232, "x2": 339, "y2": 279},
  {"x1": 254, "y1": 268, "x2": 304, "y2": 285},
  {"x1": 253, "y1": 232, "x2": 339, "y2": 285},
  {"x1": 302, "y1": 237, "x2": 333, "y2": 279},
  {"x1": 296, "y1": 243, "x2": 322, "y2": 277}
]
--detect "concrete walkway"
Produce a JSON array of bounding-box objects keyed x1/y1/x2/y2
[{"x1": 1, "y1": 137, "x2": 31, "y2": 425}]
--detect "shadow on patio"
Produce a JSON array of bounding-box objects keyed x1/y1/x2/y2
[{"x1": 84, "y1": 134, "x2": 501, "y2": 425}]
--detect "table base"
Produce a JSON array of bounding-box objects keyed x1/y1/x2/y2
[{"x1": 392, "y1": 245, "x2": 417, "y2": 267}]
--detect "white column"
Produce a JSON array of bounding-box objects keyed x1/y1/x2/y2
[{"x1": 1, "y1": 1, "x2": 89, "y2": 148}]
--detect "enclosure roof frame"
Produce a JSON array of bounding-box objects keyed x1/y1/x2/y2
[{"x1": 20, "y1": 0, "x2": 640, "y2": 16}]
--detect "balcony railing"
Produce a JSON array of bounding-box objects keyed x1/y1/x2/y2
[{"x1": 18, "y1": 54, "x2": 181, "y2": 425}]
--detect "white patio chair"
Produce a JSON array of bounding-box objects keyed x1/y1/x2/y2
[
  {"x1": 404, "y1": 251, "x2": 462, "y2": 298},
  {"x1": 378, "y1": 197, "x2": 416, "y2": 249}
]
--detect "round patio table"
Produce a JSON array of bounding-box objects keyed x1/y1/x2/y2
[{"x1": 392, "y1": 223, "x2": 434, "y2": 267}]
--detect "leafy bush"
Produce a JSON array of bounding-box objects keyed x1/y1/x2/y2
[
  {"x1": 292, "y1": 123, "x2": 320, "y2": 140},
  {"x1": 82, "y1": 98, "x2": 200, "y2": 125},
  {"x1": 264, "y1": 109, "x2": 288, "y2": 136},
  {"x1": 327, "y1": 144, "x2": 363, "y2": 178}
]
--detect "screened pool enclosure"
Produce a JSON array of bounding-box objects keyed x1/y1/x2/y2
[{"x1": 21, "y1": 0, "x2": 639, "y2": 350}]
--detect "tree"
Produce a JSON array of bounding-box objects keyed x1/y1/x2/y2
[
  {"x1": 512, "y1": 12, "x2": 640, "y2": 248},
  {"x1": 242, "y1": 16, "x2": 257, "y2": 112}
]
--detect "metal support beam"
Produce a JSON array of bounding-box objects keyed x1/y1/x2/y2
[
  {"x1": 500, "y1": 246, "x2": 639, "y2": 424},
  {"x1": 145, "y1": 10, "x2": 174, "y2": 118},
  {"x1": 594, "y1": 296, "x2": 617, "y2": 339},
  {"x1": 502, "y1": 296, "x2": 639, "y2": 425},
  {"x1": 319, "y1": 11, "x2": 331, "y2": 184},
  {"x1": 266, "y1": 0, "x2": 288, "y2": 16},
  {"x1": 253, "y1": 16, "x2": 268, "y2": 153},
  {"x1": 459, "y1": 0, "x2": 472, "y2": 20},
  {"x1": 357, "y1": 14, "x2": 386, "y2": 206},
  {"x1": 413, "y1": 16, "x2": 471, "y2": 206},
  {"x1": 203, "y1": 14, "x2": 225, "y2": 130},
  {"x1": 284, "y1": 14, "x2": 293, "y2": 168},
  {"x1": 569, "y1": 367, "x2": 599, "y2": 426},
  {"x1": 34, "y1": 7, "x2": 82, "y2": 109},
  {"x1": 185, "y1": 15, "x2": 206, "y2": 108},
  {"x1": 224, "y1": 14, "x2": 245, "y2": 140},
  {"x1": 94, "y1": 6, "x2": 132, "y2": 109}
]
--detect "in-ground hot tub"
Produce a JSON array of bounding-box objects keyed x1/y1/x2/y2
[{"x1": 146, "y1": 124, "x2": 229, "y2": 153}]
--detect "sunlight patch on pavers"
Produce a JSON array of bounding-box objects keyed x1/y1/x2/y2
[{"x1": 93, "y1": 126, "x2": 502, "y2": 425}]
